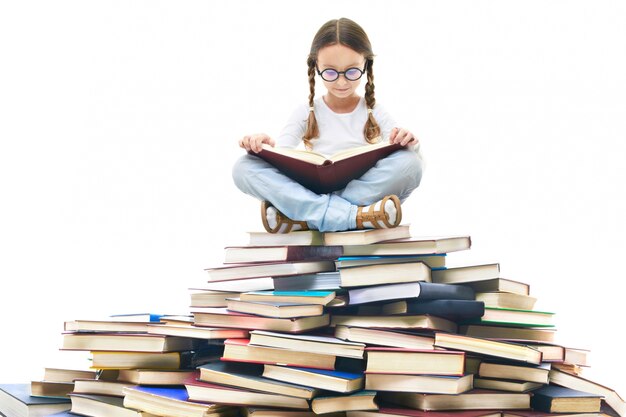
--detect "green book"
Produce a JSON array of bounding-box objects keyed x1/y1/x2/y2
[{"x1": 465, "y1": 307, "x2": 555, "y2": 328}]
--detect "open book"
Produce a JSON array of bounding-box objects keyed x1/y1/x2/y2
[{"x1": 250, "y1": 141, "x2": 403, "y2": 194}]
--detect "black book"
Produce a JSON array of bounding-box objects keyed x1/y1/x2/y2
[
  {"x1": 382, "y1": 299, "x2": 485, "y2": 321},
  {"x1": 0, "y1": 384, "x2": 70, "y2": 417},
  {"x1": 180, "y1": 346, "x2": 225, "y2": 369},
  {"x1": 531, "y1": 385, "x2": 602, "y2": 413},
  {"x1": 347, "y1": 281, "x2": 474, "y2": 305}
]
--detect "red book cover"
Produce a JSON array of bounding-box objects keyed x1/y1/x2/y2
[{"x1": 251, "y1": 142, "x2": 403, "y2": 194}]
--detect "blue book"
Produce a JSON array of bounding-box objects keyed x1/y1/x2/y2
[
  {"x1": 530, "y1": 385, "x2": 602, "y2": 413},
  {"x1": 130, "y1": 386, "x2": 189, "y2": 401}
]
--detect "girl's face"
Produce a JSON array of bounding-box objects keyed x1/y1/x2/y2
[{"x1": 316, "y1": 44, "x2": 366, "y2": 100}]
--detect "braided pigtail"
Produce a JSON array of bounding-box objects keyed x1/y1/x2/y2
[
  {"x1": 363, "y1": 59, "x2": 381, "y2": 143},
  {"x1": 302, "y1": 59, "x2": 319, "y2": 151}
]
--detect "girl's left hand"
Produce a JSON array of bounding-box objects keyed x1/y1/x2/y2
[{"x1": 389, "y1": 127, "x2": 419, "y2": 147}]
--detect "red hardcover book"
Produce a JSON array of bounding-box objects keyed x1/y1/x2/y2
[{"x1": 251, "y1": 142, "x2": 403, "y2": 194}]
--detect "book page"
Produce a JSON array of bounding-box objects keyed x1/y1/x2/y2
[
  {"x1": 260, "y1": 144, "x2": 327, "y2": 165},
  {"x1": 328, "y1": 140, "x2": 390, "y2": 163}
]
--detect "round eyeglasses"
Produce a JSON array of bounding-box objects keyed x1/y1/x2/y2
[{"x1": 316, "y1": 65, "x2": 366, "y2": 82}]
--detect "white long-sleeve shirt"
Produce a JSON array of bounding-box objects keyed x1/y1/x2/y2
[{"x1": 276, "y1": 96, "x2": 421, "y2": 159}]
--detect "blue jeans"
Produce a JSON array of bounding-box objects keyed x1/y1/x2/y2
[{"x1": 232, "y1": 149, "x2": 423, "y2": 232}]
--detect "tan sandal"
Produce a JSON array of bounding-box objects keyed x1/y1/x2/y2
[
  {"x1": 356, "y1": 195, "x2": 402, "y2": 229},
  {"x1": 261, "y1": 201, "x2": 310, "y2": 234}
]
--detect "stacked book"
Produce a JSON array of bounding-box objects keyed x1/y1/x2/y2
[{"x1": 2, "y1": 225, "x2": 625, "y2": 417}]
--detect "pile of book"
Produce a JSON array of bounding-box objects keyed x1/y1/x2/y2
[{"x1": 1, "y1": 225, "x2": 625, "y2": 417}]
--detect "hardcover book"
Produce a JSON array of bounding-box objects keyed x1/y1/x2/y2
[
  {"x1": 339, "y1": 261, "x2": 431, "y2": 288},
  {"x1": 348, "y1": 281, "x2": 474, "y2": 305},
  {"x1": 226, "y1": 298, "x2": 325, "y2": 318},
  {"x1": 475, "y1": 292, "x2": 537, "y2": 310},
  {"x1": 381, "y1": 299, "x2": 485, "y2": 321},
  {"x1": 324, "y1": 225, "x2": 412, "y2": 246},
  {"x1": 251, "y1": 141, "x2": 403, "y2": 194},
  {"x1": 0, "y1": 384, "x2": 71, "y2": 417},
  {"x1": 222, "y1": 338, "x2": 339, "y2": 370},
  {"x1": 458, "y1": 324, "x2": 556, "y2": 343},
  {"x1": 472, "y1": 378, "x2": 542, "y2": 393},
  {"x1": 239, "y1": 290, "x2": 336, "y2": 305},
  {"x1": 457, "y1": 277, "x2": 530, "y2": 295},
  {"x1": 378, "y1": 389, "x2": 531, "y2": 411},
  {"x1": 29, "y1": 380, "x2": 75, "y2": 399},
  {"x1": 468, "y1": 307, "x2": 555, "y2": 328},
  {"x1": 530, "y1": 385, "x2": 602, "y2": 413},
  {"x1": 224, "y1": 244, "x2": 343, "y2": 264},
  {"x1": 198, "y1": 362, "x2": 318, "y2": 399},
  {"x1": 205, "y1": 260, "x2": 336, "y2": 282},
  {"x1": 273, "y1": 271, "x2": 341, "y2": 291},
  {"x1": 249, "y1": 330, "x2": 365, "y2": 359},
  {"x1": 336, "y1": 254, "x2": 446, "y2": 269},
  {"x1": 330, "y1": 314, "x2": 457, "y2": 333},
  {"x1": 262, "y1": 365, "x2": 364, "y2": 393},
  {"x1": 431, "y1": 263, "x2": 501, "y2": 284},
  {"x1": 477, "y1": 361, "x2": 550, "y2": 384},
  {"x1": 122, "y1": 386, "x2": 229, "y2": 417},
  {"x1": 117, "y1": 369, "x2": 197, "y2": 386},
  {"x1": 61, "y1": 333, "x2": 197, "y2": 352},
  {"x1": 365, "y1": 348, "x2": 465, "y2": 376},
  {"x1": 349, "y1": 409, "x2": 502, "y2": 417},
  {"x1": 72, "y1": 378, "x2": 136, "y2": 397},
  {"x1": 311, "y1": 390, "x2": 378, "y2": 414},
  {"x1": 341, "y1": 236, "x2": 471, "y2": 256},
  {"x1": 365, "y1": 373, "x2": 474, "y2": 394},
  {"x1": 334, "y1": 326, "x2": 436, "y2": 350},
  {"x1": 185, "y1": 378, "x2": 310, "y2": 409},
  {"x1": 548, "y1": 369, "x2": 626, "y2": 417},
  {"x1": 434, "y1": 333, "x2": 543, "y2": 365},
  {"x1": 247, "y1": 230, "x2": 325, "y2": 246},
  {"x1": 68, "y1": 393, "x2": 156, "y2": 417},
  {"x1": 192, "y1": 307, "x2": 330, "y2": 333}
]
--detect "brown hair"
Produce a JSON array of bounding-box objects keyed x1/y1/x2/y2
[{"x1": 303, "y1": 18, "x2": 381, "y2": 150}]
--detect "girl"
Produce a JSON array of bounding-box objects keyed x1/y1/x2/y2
[{"x1": 233, "y1": 17, "x2": 423, "y2": 233}]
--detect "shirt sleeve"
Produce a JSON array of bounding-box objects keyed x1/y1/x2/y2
[{"x1": 275, "y1": 103, "x2": 309, "y2": 149}]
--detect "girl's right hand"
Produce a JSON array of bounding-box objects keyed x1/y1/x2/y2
[{"x1": 239, "y1": 133, "x2": 275, "y2": 153}]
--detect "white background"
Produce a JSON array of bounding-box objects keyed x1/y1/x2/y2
[{"x1": 1, "y1": 0, "x2": 625, "y2": 394}]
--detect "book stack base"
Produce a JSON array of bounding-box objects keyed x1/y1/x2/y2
[{"x1": 2, "y1": 226, "x2": 624, "y2": 417}]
